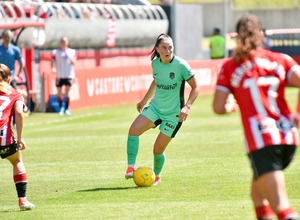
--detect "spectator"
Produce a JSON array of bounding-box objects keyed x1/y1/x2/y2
[
  {"x1": 209, "y1": 27, "x2": 226, "y2": 59},
  {"x1": 0, "y1": 64, "x2": 34, "y2": 211},
  {"x1": 0, "y1": 30, "x2": 23, "y2": 91},
  {"x1": 213, "y1": 14, "x2": 299, "y2": 220},
  {"x1": 51, "y1": 37, "x2": 76, "y2": 116}
]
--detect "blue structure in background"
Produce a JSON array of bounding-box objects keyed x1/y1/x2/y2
[{"x1": 47, "y1": 95, "x2": 66, "y2": 112}]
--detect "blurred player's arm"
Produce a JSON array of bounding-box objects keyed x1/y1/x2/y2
[
  {"x1": 288, "y1": 67, "x2": 300, "y2": 126},
  {"x1": 67, "y1": 51, "x2": 76, "y2": 65},
  {"x1": 51, "y1": 52, "x2": 56, "y2": 73},
  {"x1": 14, "y1": 100, "x2": 26, "y2": 150},
  {"x1": 16, "y1": 58, "x2": 24, "y2": 78},
  {"x1": 213, "y1": 90, "x2": 238, "y2": 114}
]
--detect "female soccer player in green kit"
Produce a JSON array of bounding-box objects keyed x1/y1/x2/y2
[{"x1": 125, "y1": 33, "x2": 200, "y2": 186}]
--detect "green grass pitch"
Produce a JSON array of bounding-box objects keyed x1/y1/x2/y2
[{"x1": 0, "y1": 88, "x2": 299, "y2": 220}]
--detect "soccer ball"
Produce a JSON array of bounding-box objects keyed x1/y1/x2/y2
[{"x1": 133, "y1": 166, "x2": 155, "y2": 187}]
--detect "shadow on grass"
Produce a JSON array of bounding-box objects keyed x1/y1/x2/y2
[
  {"x1": 78, "y1": 186, "x2": 137, "y2": 192},
  {"x1": 0, "y1": 210, "x2": 20, "y2": 213}
]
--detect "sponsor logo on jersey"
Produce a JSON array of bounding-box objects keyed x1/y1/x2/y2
[{"x1": 157, "y1": 83, "x2": 177, "y2": 90}]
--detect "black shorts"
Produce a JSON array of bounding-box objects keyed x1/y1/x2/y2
[
  {"x1": 0, "y1": 143, "x2": 19, "y2": 159},
  {"x1": 56, "y1": 78, "x2": 72, "y2": 87},
  {"x1": 248, "y1": 145, "x2": 297, "y2": 179}
]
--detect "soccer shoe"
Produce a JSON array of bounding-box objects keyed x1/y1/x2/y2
[
  {"x1": 19, "y1": 198, "x2": 35, "y2": 211},
  {"x1": 285, "y1": 214, "x2": 299, "y2": 220},
  {"x1": 65, "y1": 109, "x2": 71, "y2": 115},
  {"x1": 23, "y1": 106, "x2": 29, "y2": 113},
  {"x1": 125, "y1": 167, "x2": 135, "y2": 179},
  {"x1": 59, "y1": 107, "x2": 64, "y2": 116},
  {"x1": 152, "y1": 176, "x2": 161, "y2": 186}
]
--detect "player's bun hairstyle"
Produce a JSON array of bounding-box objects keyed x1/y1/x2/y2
[
  {"x1": 0, "y1": 64, "x2": 12, "y2": 94},
  {"x1": 233, "y1": 14, "x2": 263, "y2": 62},
  {"x1": 149, "y1": 33, "x2": 172, "y2": 61}
]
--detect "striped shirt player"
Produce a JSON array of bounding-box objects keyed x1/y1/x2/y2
[
  {"x1": 213, "y1": 14, "x2": 300, "y2": 220},
  {"x1": 0, "y1": 63, "x2": 34, "y2": 211},
  {"x1": 216, "y1": 48, "x2": 299, "y2": 153},
  {"x1": 0, "y1": 88, "x2": 23, "y2": 146}
]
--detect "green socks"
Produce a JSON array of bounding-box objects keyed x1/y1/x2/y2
[
  {"x1": 154, "y1": 153, "x2": 166, "y2": 176},
  {"x1": 127, "y1": 135, "x2": 139, "y2": 166},
  {"x1": 127, "y1": 135, "x2": 166, "y2": 176}
]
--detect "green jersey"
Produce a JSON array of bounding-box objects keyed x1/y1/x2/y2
[{"x1": 150, "y1": 56, "x2": 194, "y2": 115}]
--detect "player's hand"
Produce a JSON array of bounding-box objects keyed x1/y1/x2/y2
[
  {"x1": 52, "y1": 67, "x2": 56, "y2": 73},
  {"x1": 178, "y1": 105, "x2": 190, "y2": 122},
  {"x1": 17, "y1": 139, "x2": 26, "y2": 150},
  {"x1": 225, "y1": 94, "x2": 239, "y2": 113},
  {"x1": 14, "y1": 75, "x2": 19, "y2": 81},
  {"x1": 136, "y1": 100, "x2": 146, "y2": 113}
]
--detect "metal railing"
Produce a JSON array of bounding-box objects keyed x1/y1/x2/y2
[{"x1": 0, "y1": 2, "x2": 169, "y2": 49}]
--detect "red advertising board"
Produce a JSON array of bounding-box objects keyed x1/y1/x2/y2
[{"x1": 39, "y1": 50, "x2": 223, "y2": 111}]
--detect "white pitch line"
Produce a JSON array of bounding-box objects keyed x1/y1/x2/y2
[{"x1": 24, "y1": 112, "x2": 103, "y2": 127}]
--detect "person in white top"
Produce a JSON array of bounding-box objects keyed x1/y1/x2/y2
[{"x1": 51, "y1": 37, "x2": 76, "y2": 115}]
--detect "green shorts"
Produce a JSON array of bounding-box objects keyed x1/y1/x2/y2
[{"x1": 141, "y1": 104, "x2": 182, "y2": 138}]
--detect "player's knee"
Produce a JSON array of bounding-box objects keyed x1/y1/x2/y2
[{"x1": 128, "y1": 126, "x2": 141, "y2": 136}]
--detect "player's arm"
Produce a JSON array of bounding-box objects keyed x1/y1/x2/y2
[
  {"x1": 17, "y1": 58, "x2": 24, "y2": 77},
  {"x1": 185, "y1": 76, "x2": 200, "y2": 109},
  {"x1": 177, "y1": 76, "x2": 200, "y2": 122},
  {"x1": 287, "y1": 66, "x2": 300, "y2": 126},
  {"x1": 137, "y1": 80, "x2": 156, "y2": 112},
  {"x1": 67, "y1": 50, "x2": 76, "y2": 65},
  {"x1": 15, "y1": 48, "x2": 24, "y2": 78},
  {"x1": 213, "y1": 89, "x2": 237, "y2": 114},
  {"x1": 69, "y1": 56, "x2": 76, "y2": 65},
  {"x1": 51, "y1": 51, "x2": 56, "y2": 73},
  {"x1": 14, "y1": 100, "x2": 26, "y2": 150}
]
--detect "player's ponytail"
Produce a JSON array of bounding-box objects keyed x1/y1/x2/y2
[
  {"x1": 233, "y1": 14, "x2": 263, "y2": 62},
  {"x1": 0, "y1": 64, "x2": 12, "y2": 94}
]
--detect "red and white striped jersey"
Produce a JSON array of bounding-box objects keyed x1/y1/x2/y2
[
  {"x1": 0, "y1": 88, "x2": 24, "y2": 146},
  {"x1": 216, "y1": 48, "x2": 299, "y2": 153}
]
